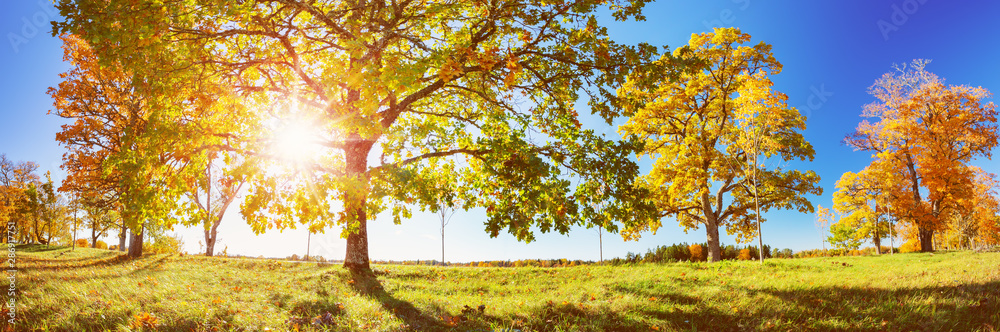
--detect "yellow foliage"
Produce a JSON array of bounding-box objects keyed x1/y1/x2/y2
[{"x1": 899, "y1": 239, "x2": 921, "y2": 253}]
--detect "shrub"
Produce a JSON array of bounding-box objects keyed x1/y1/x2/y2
[
  {"x1": 737, "y1": 249, "x2": 753, "y2": 260},
  {"x1": 95, "y1": 240, "x2": 108, "y2": 250},
  {"x1": 688, "y1": 244, "x2": 704, "y2": 262},
  {"x1": 75, "y1": 239, "x2": 89, "y2": 247},
  {"x1": 900, "y1": 239, "x2": 921, "y2": 253},
  {"x1": 147, "y1": 234, "x2": 184, "y2": 255}
]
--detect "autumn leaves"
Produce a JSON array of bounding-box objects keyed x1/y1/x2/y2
[{"x1": 830, "y1": 59, "x2": 999, "y2": 252}]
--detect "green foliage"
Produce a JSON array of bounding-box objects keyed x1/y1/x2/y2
[{"x1": 828, "y1": 222, "x2": 864, "y2": 251}]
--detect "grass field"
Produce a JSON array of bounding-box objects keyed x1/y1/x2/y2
[{"x1": 7, "y1": 245, "x2": 1000, "y2": 331}]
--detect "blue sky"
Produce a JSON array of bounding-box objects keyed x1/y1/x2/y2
[{"x1": 3, "y1": 1, "x2": 999, "y2": 262}]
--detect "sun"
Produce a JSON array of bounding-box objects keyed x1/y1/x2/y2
[{"x1": 269, "y1": 116, "x2": 325, "y2": 170}]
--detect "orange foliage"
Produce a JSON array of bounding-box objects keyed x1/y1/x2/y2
[
  {"x1": 846, "y1": 60, "x2": 998, "y2": 252},
  {"x1": 130, "y1": 312, "x2": 158, "y2": 329},
  {"x1": 737, "y1": 249, "x2": 753, "y2": 260},
  {"x1": 688, "y1": 244, "x2": 704, "y2": 262}
]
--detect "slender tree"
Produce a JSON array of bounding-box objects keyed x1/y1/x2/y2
[
  {"x1": 437, "y1": 201, "x2": 456, "y2": 264},
  {"x1": 814, "y1": 205, "x2": 832, "y2": 251},
  {"x1": 183, "y1": 151, "x2": 250, "y2": 256}
]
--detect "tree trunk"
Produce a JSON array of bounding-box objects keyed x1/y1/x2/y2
[
  {"x1": 127, "y1": 223, "x2": 143, "y2": 258},
  {"x1": 91, "y1": 222, "x2": 98, "y2": 248},
  {"x1": 32, "y1": 213, "x2": 42, "y2": 244},
  {"x1": 705, "y1": 216, "x2": 721, "y2": 262},
  {"x1": 873, "y1": 227, "x2": 882, "y2": 255},
  {"x1": 598, "y1": 227, "x2": 603, "y2": 264},
  {"x1": 344, "y1": 208, "x2": 370, "y2": 270},
  {"x1": 204, "y1": 229, "x2": 216, "y2": 256},
  {"x1": 699, "y1": 189, "x2": 722, "y2": 262},
  {"x1": 920, "y1": 202, "x2": 941, "y2": 252},
  {"x1": 118, "y1": 221, "x2": 127, "y2": 252},
  {"x1": 343, "y1": 138, "x2": 374, "y2": 272},
  {"x1": 919, "y1": 226, "x2": 934, "y2": 252},
  {"x1": 204, "y1": 214, "x2": 222, "y2": 256},
  {"x1": 904, "y1": 155, "x2": 933, "y2": 252}
]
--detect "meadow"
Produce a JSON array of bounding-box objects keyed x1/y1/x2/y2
[{"x1": 9, "y1": 245, "x2": 1000, "y2": 331}]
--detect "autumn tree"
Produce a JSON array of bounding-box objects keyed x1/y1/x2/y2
[
  {"x1": 20, "y1": 172, "x2": 59, "y2": 244},
  {"x1": 55, "y1": 0, "x2": 659, "y2": 273},
  {"x1": 80, "y1": 193, "x2": 118, "y2": 248},
  {"x1": 827, "y1": 222, "x2": 862, "y2": 251},
  {"x1": 846, "y1": 59, "x2": 998, "y2": 252},
  {"x1": 182, "y1": 151, "x2": 250, "y2": 256},
  {"x1": 949, "y1": 166, "x2": 999, "y2": 249},
  {"x1": 814, "y1": 204, "x2": 832, "y2": 250},
  {"x1": 619, "y1": 27, "x2": 821, "y2": 262},
  {"x1": 0, "y1": 155, "x2": 40, "y2": 243},
  {"x1": 831, "y1": 166, "x2": 892, "y2": 254},
  {"x1": 49, "y1": 34, "x2": 195, "y2": 258}
]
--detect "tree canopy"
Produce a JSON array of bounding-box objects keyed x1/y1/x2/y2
[
  {"x1": 618, "y1": 27, "x2": 821, "y2": 262},
  {"x1": 846, "y1": 59, "x2": 998, "y2": 252},
  {"x1": 53, "y1": 0, "x2": 660, "y2": 271}
]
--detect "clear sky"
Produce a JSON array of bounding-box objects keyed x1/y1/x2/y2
[{"x1": 3, "y1": 1, "x2": 1000, "y2": 262}]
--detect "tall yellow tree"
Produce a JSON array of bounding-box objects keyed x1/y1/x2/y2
[
  {"x1": 620, "y1": 28, "x2": 821, "y2": 262},
  {"x1": 846, "y1": 59, "x2": 998, "y2": 252}
]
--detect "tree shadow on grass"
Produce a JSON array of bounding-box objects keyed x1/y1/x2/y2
[
  {"x1": 344, "y1": 268, "x2": 660, "y2": 332},
  {"x1": 751, "y1": 280, "x2": 1000, "y2": 331},
  {"x1": 23, "y1": 252, "x2": 131, "y2": 271},
  {"x1": 346, "y1": 267, "x2": 450, "y2": 331},
  {"x1": 14, "y1": 244, "x2": 64, "y2": 253},
  {"x1": 22, "y1": 250, "x2": 121, "y2": 264},
  {"x1": 604, "y1": 278, "x2": 1000, "y2": 331}
]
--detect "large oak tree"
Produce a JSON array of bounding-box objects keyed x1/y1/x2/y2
[
  {"x1": 55, "y1": 0, "x2": 659, "y2": 272},
  {"x1": 846, "y1": 60, "x2": 998, "y2": 252}
]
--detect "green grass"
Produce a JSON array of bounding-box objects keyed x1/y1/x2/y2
[{"x1": 8, "y1": 245, "x2": 1000, "y2": 331}]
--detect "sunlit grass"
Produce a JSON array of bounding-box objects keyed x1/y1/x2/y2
[{"x1": 13, "y1": 245, "x2": 1000, "y2": 331}]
